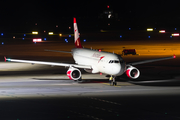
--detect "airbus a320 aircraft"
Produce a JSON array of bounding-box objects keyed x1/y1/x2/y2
[{"x1": 5, "y1": 18, "x2": 176, "y2": 85}]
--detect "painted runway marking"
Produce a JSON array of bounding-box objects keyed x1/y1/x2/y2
[
  {"x1": 102, "y1": 83, "x2": 121, "y2": 87},
  {"x1": 69, "y1": 110, "x2": 103, "y2": 120},
  {"x1": 89, "y1": 97, "x2": 121, "y2": 106},
  {"x1": 51, "y1": 84, "x2": 72, "y2": 85}
]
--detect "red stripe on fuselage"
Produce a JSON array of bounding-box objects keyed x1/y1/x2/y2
[{"x1": 98, "y1": 56, "x2": 105, "y2": 63}]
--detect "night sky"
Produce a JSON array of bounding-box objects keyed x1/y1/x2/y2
[{"x1": 0, "y1": 0, "x2": 180, "y2": 32}]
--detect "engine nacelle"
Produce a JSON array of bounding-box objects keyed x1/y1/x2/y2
[
  {"x1": 126, "y1": 66, "x2": 140, "y2": 79},
  {"x1": 84, "y1": 65, "x2": 99, "y2": 73},
  {"x1": 67, "y1": 67, "x2": 81, "y2": 80},
  {"x1": 84, "y1": 69, "x2": 92, "y2": 73}
]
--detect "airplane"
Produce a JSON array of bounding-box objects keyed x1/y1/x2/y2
[{"x1": 4, "y1": 18, "x2": 176, "y2": 85}]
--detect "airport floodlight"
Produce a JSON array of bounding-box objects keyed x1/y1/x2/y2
[
  {"x1": 48, "y1": 32, "x2": 53, "y2": 35},
  {"x1": 59, "y1": 34, "x2": 62, "y2": 36},
  {"x1": 172, "y1": 33, "x2": 179, "y2": 36},
  {"x1": 147, "y1": 28, "x2": 153, "y2": 31},
  {"x1": 159, "y1": 30, "x2": 165, "y2": 33},
  {"x1": 32, "y1": 31, "x2": 38, "y2": 34},
  {"x1": 33, "y1": 38, "x2": 42, "y2": 42}
]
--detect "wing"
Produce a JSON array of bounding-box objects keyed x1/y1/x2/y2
[
  {"x1": 4, "y1": 57, "x2": 91, "y2": 69},
  {"x1": 44, "y1": 49, "x2": 72, "y2": 53},
  {"x1": 127, "y1": 55, "x2": 176, "y2": 66}
]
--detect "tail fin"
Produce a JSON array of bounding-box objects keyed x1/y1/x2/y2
[{"x1": 73, "y1": 17, "x2": 82, "y2": 48}]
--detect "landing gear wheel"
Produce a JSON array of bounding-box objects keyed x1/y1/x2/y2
[
  {"x1": 113, "y1": 82, "x2": 117, "y2": 86},
  {"x1": 113, "y1": 77, "x2": 117, "y2": 86},
  {"x1": 109, "y1": 80, "x2": 112, "y2": 86},
  {"x1": 77, "y1": 77, "x2": 83, "y2": 83},
  {"x1": 109, "y1": 76, "x2": 117, "y2": 86}
]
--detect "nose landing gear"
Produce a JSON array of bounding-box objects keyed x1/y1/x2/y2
[{"x1": 109, "y1": 76, "x2": 117, "y2": 86}]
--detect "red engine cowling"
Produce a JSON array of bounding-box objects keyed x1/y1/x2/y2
[
  {"x1": 67, "y1": 67, "x2": 81, "y2": 80},
  {"x1": 126, "y1": 66, "x2": 140, "y2": 79}
]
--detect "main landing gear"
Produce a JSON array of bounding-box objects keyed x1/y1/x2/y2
[{"x1": 109, "y1": 76, "x2": 117, "y2": 86}]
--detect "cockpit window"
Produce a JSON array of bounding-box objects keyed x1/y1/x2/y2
[
  {"x1": 109, "y1": 60, "x2": 119, "y2": 63},
  {"x1": 114, "y1": 60, "x2": 119, "y2": 63}
]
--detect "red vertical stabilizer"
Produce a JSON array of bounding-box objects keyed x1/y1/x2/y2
[{"x1": 73, "y1": 17, "x2": 82, "y2": 48}]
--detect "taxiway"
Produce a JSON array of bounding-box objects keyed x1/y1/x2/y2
[
  {"x1": 0, "y1": 40, "x2": 180, "y2": 119},
  {"x1": 0, "y1": 61, "x2": 180, "y2": 119}
]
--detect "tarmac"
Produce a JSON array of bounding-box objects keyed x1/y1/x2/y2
[{"x1": 0, "y1": 40, "x2": 180, "y2": 119}]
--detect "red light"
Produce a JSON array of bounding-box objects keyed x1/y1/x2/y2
[
  {"x1": 100, "y1": 73, "x2": 102, "y2": 75},
  {"x1": 173, "y1": 55, "x2": 176, "y2": 59},
  {"x1": 107, "y1": 5, "x2": 109, "y2": 8},
  {"x1": 98, "y1": 49, "x2": 101, "y2": 52}
]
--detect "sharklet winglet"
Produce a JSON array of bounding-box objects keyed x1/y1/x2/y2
[{"x1": 4, "y1": 56, "x2": 6, "y2": 62}]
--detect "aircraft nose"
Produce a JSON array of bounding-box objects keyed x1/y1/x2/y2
[{"x1": 112, "y1": 64, "x2": 121, "y2": 75}]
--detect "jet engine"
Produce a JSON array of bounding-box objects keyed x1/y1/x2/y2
[
  {"x1": 126, "y1": 66, "x2": 140, "y2": 79},
  {"x1": 84, "y1": 69, "x2": 92, "y2": 73},
  {"x1": 67, "y1": 67, "x2": 81, "y2": 81},
  {"x1": 84, "y1": 66, "x2": 99, "y2": 73}
]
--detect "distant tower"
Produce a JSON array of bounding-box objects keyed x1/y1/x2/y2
[{"x1": 99, "y1": 5, "x2": 118, "y2": 19}]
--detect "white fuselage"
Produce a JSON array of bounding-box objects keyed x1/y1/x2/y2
[{"x1": 72, "y1": 48, "x2": 126, "y2": 76}]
